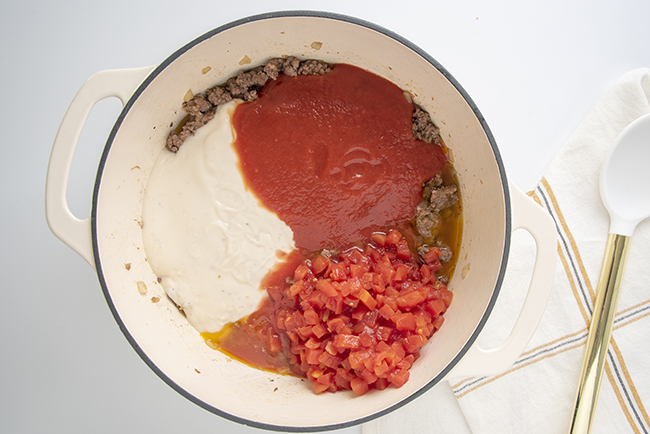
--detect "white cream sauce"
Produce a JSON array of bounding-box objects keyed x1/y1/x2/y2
[{"x1": 142, "y1": 101, "x2": 295, "y2": 333}]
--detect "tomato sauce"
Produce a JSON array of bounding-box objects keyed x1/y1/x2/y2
[{"x1": 232, "y1": 64, "x2": 447, "y2": 251}]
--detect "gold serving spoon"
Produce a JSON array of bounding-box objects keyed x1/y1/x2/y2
[{"x1": 568, "y1": 113, "x2": 650, "y2": 433}]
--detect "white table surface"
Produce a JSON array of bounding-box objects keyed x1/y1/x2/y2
[{"x1": 2, "y1": 1, "x2": 649, "y2": 433}]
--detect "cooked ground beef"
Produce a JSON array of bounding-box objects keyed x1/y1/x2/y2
[
  {"x1": 281, "y1": 56, "x2": 300, "y2": 76},
  {"x1": 414, "y1": 171, "x2": 459, "y2": 264},
  {"x1": 227, "y1": 67, "x2": 269, "y2": 102},
  {"x1": 182, "y1": 94, "x2": 212, "y2": 115},
  {"x1": 429, "y1": 184, "x2": 459, "y2": 210},
  {"x1": 263, "y1": 58, "x2": 285, "y2": 80},
  {"x1": 206, "y1": 86, "x2": 233, "y2": 106},
  {"x1": 414, "y1": 202, "x2": 439, "y2": 236},
  {"x1": 298, "y1": 59, "x2": 332, "y2": 75},
  {"x1": 412, "y1": 105, "x2": 440, "y2": 143}
]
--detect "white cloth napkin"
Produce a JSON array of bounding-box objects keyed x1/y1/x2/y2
[{"x1": 363, "y1": 67, "x2": 650, "y2": 434}]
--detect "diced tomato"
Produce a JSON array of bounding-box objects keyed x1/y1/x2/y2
[
  {"x1": 403, "y1": 334, "x2": 428, "y2": 353},
  {"x1": 397, "y1": 288, "x2": 428, "y2": 310},
  {"x1": 348, "y1": 348, "x2": 374, "y2": 370},
  {"x1": 333, "y1": 334, "x2": 361, "y2": 350},
  {"x1": 422, "y1": 249, "x2": 440, "y2": 265},
  {"x1": 350, "y1": 263, "x2": 369, "y2": 278},
  {"x1": 312, "y1": 323, "x2": 328, "y2": 339},
  {"x1": 312, "y1": 255, "x2": 331, "y2": 275},
  {"x1": 318, "y1": 351, "x2": 343, "y2": 369},
  {"x1": 303, "y1": 309, "x2": 319, "y2": 325},
  {"x1": 358, "y1": 368, "x2": 378, "y2": 384},
  {"x1": 294, "y1": 264, "x2": 310, "y2": 281},
  {"x1": 357, "y1": 288, "x2": 378, "y2": 310},
  {"x1": 304, "y1": 290, "x2": 326, "y2": 310},
  {"x1": 432, "y1": 315, "x2": 445, "y2": 329},
  {"x1": 344, "y1": 296, "x2": 360, "y2": 309},
  {"x1": 429, "y1": 261, "x2": 443, "y2": 273},
  {"x1": 386, "y1": 229, "x2": 402, "y2": 246},
  {"x1": 305, "y1": 348, "x2": 323, "y2": 365},
  {"x1": 316, "y1": 371, "x2": 334, "y2": 385},
  {"x1": 391, "y1": 341, "x2": 406, "y2": 360},
  {"x1": 420, "y1": 263, "x2": 432, "y2": 281},
  {"x1": 345, "y1": 277, "x2": 363, "y2": 297},
  {"x1": 375, "y1": 341, "x2": 390, "y2": 353},
  {"x1": 371, "y1": 232, "x2": 387, "y2": 246},
  {"x1": 297, "y1": 325, "x2": 314, "y2": 339},
  {"x1": 288, "y1": 279, "x2": 304, "y2": 297},
  {"x1": 391, "y1": 312, "x2": 416, "y2": 331},
  {"x1": 336, "y1": 281, "x2": 351, "y2": 297},
  {"x1": 361, "y1": 272, "x2": 374, "y2": 290},
  {"x1": 378, "y1": 304, "x2": 395, "y2": 320},
  {"x1": 393, "y1": 264, "x2": 410, "y2": 282},
  {"x1": 307, "y1": 366, "x2": 324, "y2": 381},
  {"x1": 305, "y1": 337, "x2": 321, "y2": 349},
  {"x1": 398, "y1": 354, "x2": 415, "y2": 370},
  {"x1": 376, "y1": 326, "x2": 393, "y2": 342},
  {"x1": 345, "y1": 248, "x2": 369, "y2": 266},
  {"x1": 395, "y1": 240, "x2": 411, "y2": 261},
  {"x1": 284, "y1": 314, "x2": 299, "y2": 331},
  {"x1": 327, "y1": 317, "x2": 352, "y2": 335},
  {"x1": 377, "y1": 259, "x2": 395, "y2": 283},
  {"x1": 312, "y1": 380, "x2": 330, "y2": 394},
  {"x1": 372, "y1": 273, "x2": 386, "y2": 293},
  {"x1": 268, "y1": 330, "x2": 283, "y2": 352},
  {"x1": 359, "y1": 331, "x2": 376, "y2": 348},
  {"x1": 351, "y1": 305, "x2": 367, "y2": 321},
  {"x1": 316, "y1": 279, "x2": 338, "y2": 297},
  {"x1": 426, "y1": 299, "x2": 446, "y2": 316},
  {"x1": 350, "y1": 377, "x2": 370, "y2": 396},
  {"x1": 374, "y1": 378, "x2": 390, "y2": 390},
  {"x1": 388, "y1": 368, "x2": 409, "y2": 388},
  {"x1": 329, "y1": 262, "x2": 348, "y2": 281},
  {"x1": 384, "y1": 285, "x2": 400, "y2": 297},
  {"x1": 325, "y1": 294, "x2": 344, "y2": 315},
  {"x1": 362, "y1": 309, "x2": 380, "y2": 328},
  {"x1": 334, "y1": 372, "x2": 351, "y2": 390},
  {"x1": 439, "y1": 287, "x2": 453, "y2": 307}
]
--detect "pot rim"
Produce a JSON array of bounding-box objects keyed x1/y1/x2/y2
[{"x1": 90, "y1": 10, "x2": 511, "y2": 432}]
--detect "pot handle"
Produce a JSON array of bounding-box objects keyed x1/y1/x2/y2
[
  {"x1": 45, "y1": 66, "x2": 155, "y2": 269},
  {"x1": 447, "y1": 180, "x2": 557, "y2": 379}
]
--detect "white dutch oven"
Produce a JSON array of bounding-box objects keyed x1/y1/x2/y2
[{"x1": 46, "y1": 11, "x2": 557, "y2": 432}]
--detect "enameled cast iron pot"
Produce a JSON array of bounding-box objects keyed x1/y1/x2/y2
[{"x1": 46, "y1": 11, "x2": 557, "y2": 432}]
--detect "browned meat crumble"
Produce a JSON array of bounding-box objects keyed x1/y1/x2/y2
[{"x1": 414, "y1": 174, "x2": 459, "y2": 266}]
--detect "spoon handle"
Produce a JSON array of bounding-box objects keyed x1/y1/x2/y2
[{"x1": 568, "y1": 233, "x2": 631, "y2": 434}]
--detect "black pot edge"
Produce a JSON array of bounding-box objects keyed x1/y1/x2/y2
[{"x1": 91, "y1": 9, "x2": 511, "y2": 433}]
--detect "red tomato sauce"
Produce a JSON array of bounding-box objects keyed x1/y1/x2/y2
[{"x1": 231, "y1": 63, "x2": 447, "y2": 251}]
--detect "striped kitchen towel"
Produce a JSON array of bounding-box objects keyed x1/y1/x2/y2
[{"x1": 364, "y1": 68, "x2": 650, "y2": 434}]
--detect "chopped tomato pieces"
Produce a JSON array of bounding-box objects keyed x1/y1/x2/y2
[
  {"x1": 214, "y1": 229, "x2": 453, "y2": 396},
  {"x1": 350, "y1": 377, "x2": 370, "y2": 396}
]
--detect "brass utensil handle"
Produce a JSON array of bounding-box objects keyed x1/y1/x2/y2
[{"x1": 568, "y1": 233, "x2": 631, "y2": 434}]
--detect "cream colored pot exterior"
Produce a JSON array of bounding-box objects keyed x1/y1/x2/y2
[{"x1": 46, "y1": 12, "x2": 557, "y2": 432}]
